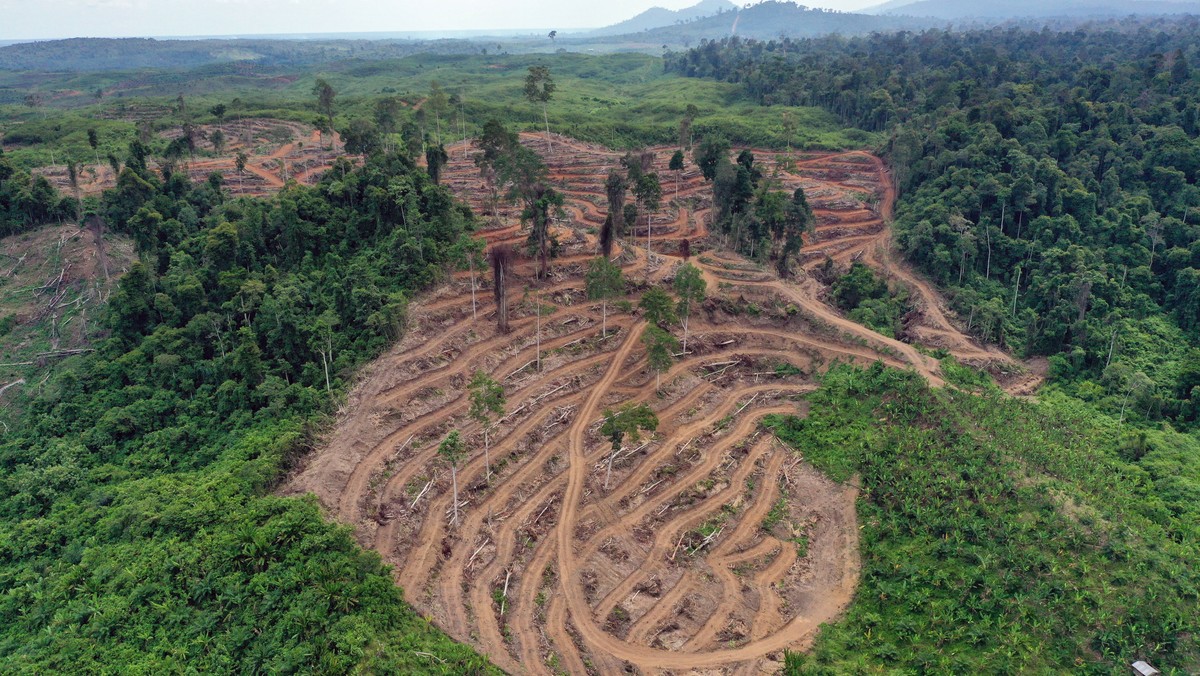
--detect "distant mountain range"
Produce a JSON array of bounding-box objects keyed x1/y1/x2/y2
[
  {"x1": 596, "y1": 0, "x2": 1200, "y2": 45},
  {"x1": 611, "y1": 2, "x2": 937, "y2": 43},
  {"x1": 863, "y1": 0, "x2": 1200, "y2": 18},
  {"x1": 589, "y1": 0, "x2": 738, "y2": 36}
]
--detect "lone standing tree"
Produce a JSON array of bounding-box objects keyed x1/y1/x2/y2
[
  {"x1": 781, "y1": 110, "x2": 796, "y2": 154},
  {"x1": 438, "y1": 431, "x2": 466, "y2": 525},
  {"x1": 523, "y1": 181, "x2": 564, "y2": 278},
  {"x1": 452, "y1": 234, "x2": 485, "y2": 320},
  {"x1": 235, "y1": 151, "x2": 248, "y2": 190},
  {"x1": 66, "y1": 161, "x2": 82, "y2": 221},
  {"x1": 524, "y1": 65, "x2": 556, "y2": 154},
  {"x1": 524, "y1": 182, "x2": 563, "y2": 279},
  {"x1": 634, "y1": 171, "x2": 662, "y2": 277},
  {"x1": 679, "y1": 103, "x2": 699, "y2": 151},
  {"x1": 673, "y1": 262, "x2": 706, "y2": 353},
  {"x1": 601, "y1": 170, "x2": 627, "y2": 259},
  {"x1": 312, "y1": 79, "x2": 336, "y2": 149},
  {"x1": 87, "y1": 128, "x2": 101, "y2": 169},
  {"x1": 490, "y1": 244, "x2": 514, "y2": 333},
  {"x1": 642, "y1": 325, "x2": 679, "y2": 391},
  {"x1": 669, "y1": 150, "x2": 685, "y2": 202},
  {"x1": 585, "y1": 256, "x2": 624, "y2": 338},
  {"x1": 468, "y1": 370, "x2": 505, "y2": 482},
  {"x1": 600, "y1": 403, "x2": 659, "y2": 490}
]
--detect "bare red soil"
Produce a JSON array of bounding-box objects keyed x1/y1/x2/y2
[
  {"x1": 282, "y1": 131, "x2": 1039, "y2": 674},
  {"x1": 35, "y1": 119, "x2": 345, "y2": 198}
]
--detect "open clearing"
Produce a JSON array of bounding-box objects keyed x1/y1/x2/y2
[
  {"x1": 0, "y1": 222, "x2": 134, "y2": 401},
  {"x1": 283, "y1": 132, "x2": 1038, "y2": 674},
  {"x1": 34, "y1": 118, "x2": 345, "y2": 198}
]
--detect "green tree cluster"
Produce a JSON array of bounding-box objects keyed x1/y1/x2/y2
[
  {"x1": 693, "y1": 139, "x2": 812, "y2": 270},
  {"x1": 829, "y1": 261, "x2": 911, "y2": 339},
  {"x1": 669, "y1": 25, "x2": 1200, "y2": 425},
  {"x1": 0, "y1": 139, "x2": 495, "y2": 672},
  {"x1": 766, "y1": 363, "x2": 1200, "y2": 674},
  {"x1": 599, "y1": 402, "x2": 659, "y2": 489},
  {"x1": 0, "y1": 148, "x2": 73, "y2": 234}
]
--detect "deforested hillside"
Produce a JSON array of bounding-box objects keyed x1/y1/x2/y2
[
  {"x1": 2, "y1": 18, "x2": 1200, "y2": 675},
  {"x1": 285, "y1": 128, "x2": 1027, "y2": 673},
  {"x1": 667, "y1": 20, "x2": 1200, "y2": 429}
]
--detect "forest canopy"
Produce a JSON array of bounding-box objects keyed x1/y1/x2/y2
[
  {"x1": 667, "y1": 22, "x2": 1200, "y2": 427},
  {"x1": 0, "y1": 140, "x2": 494, "y2": 672}
]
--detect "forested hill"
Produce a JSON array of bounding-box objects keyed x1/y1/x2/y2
[
  {"x1": 0, "y1": 138, "x2": 496, "y2": 670},
  {"x1": 666, "y1": 21, "x2": 1200, "y2": 428},
  {"x1": 865, "y1": 0, "x2": 1200, "y2": 19},
  {"x1": 616, "y1": 2, "x2": 938, "y2": 43}
]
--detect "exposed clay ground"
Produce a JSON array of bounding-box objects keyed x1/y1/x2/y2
[
  {"x1": 35, "y1": 118, "x2": 345, "y2": 198},
  {"x1": 0, "y1": 222, "x2": 135, "y2": 398},
  {"x1": 283, "y1": 132, "x2": 1041, "y2": 674}
]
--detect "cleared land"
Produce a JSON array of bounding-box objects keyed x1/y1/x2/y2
[
  {"x1": 34, "y1": 118, "x2": 344, "y2": 198},
  {"x1": 283, "y1": 132, "x2": 1038, "y2": 674},
  {"x1": 0, "y1": 222, "x2": 134, "y2": 401}
]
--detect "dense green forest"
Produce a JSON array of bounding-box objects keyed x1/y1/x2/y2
[
  {"x1": 0, "y1": 148, "x2": 72, "y2": 235},
  {"x1": 770, "y1": 363, "x2": 1200, "y2": 673},
  {"x1": 0, "y1": 141, "x2": 495, "y2": 671},
  {"x1": 667, "y1": 21, "x2": 1200, "y2": 427},
  {"x1": 662, "y1": 22, "x2": 1200, "y2": 673}
]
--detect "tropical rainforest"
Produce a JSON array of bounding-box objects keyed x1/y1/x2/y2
[
  {"x1": 0, "y1": 13, "x2": 1198, "y2": 676},
  {"x1": 665, "y1": 22, "x2": 1200, "y2": 671},
  {"x1": 668, "y1": 21, "x2": 1200, "y2": 427},
  {"x1": 0, "y1": 143, "x2": 495, "y2": 671}
]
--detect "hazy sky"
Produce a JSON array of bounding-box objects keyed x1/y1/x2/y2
[{"x1": 0, "y1": 0, "x2": 877, "y2": 40}]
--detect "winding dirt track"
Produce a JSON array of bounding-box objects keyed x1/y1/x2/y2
[{"x1": 283, "y1": 132, "x2": 1037, "y2": 674}]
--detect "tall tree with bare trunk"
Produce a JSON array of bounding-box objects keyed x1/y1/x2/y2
[
  {"x1": 602, "y1": 170, "x2": 627, "y2": 258},
  {"x1": 524, "y1": 66, "x2": 556, "y2": 153},
  {"x1": 489, "y1": 245, "x2": 514, "y2": 333},
  {"x1": 438, "y1": 431, "x2": 465, "y2": 525},
  {"x1": 468, "y1": 371, "x2": 505, "y2": 483}
]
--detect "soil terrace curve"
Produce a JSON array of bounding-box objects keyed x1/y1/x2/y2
[{"x1": 283, "y1": 131, "x2": 1039, "y2": 674}]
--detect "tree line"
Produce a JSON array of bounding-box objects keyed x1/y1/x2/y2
[
  {"x1": 667, "y1": 22, "x2": 1200, "y2": 426},
  {"x1": 0, "y1": 136, "x2": 495, "y2": 671}
]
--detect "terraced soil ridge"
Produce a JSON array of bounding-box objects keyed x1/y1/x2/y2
[{"x1": 283, "y1": 132, "x2": 1036, "y2": 674}]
